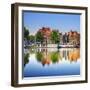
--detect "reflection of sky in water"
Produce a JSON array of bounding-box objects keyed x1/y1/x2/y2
[{"x1": 24, "y1": 48, "x2": 80, "y2": 77}]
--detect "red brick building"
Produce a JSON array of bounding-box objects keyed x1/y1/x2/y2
[
  {"x1": 38, "y1": 27, "x2": 52, "y2": 45},
  {"x1": 68, "y1": 30, "x2": 80, "y2": 45}
]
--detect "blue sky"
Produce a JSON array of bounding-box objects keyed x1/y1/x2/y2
[{"x1": 23, "y1": 11, "x2": 80, "y2": 35}]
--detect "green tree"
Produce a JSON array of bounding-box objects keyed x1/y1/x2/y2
[
  {"x1": 36, "y1": 31, "x2": 44, "y2": 44},
  {"x1": 28, "y1": 35, "x2": 35, "y2": 42},
  {"x1": 51, "y1": 30, "x2": 60, "y2": 44},
  {"x1": 24, "y1": 27, "x2": 29, "y2": 40}
]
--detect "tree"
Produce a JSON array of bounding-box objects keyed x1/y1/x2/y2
[
  {"x1": 51, "y1": 30, "x2": 60, "y2": 44},
  {"x1": 24, "y1": 27, "x2": 29, "y2": 40},
  {"x1": 29, "y1": 35, "x2": 35, "y2": 43},
  {"x1": 36, "y1": 31, "x2": 44, "y2": 44}
]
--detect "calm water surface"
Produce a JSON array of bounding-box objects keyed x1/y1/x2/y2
[{"x1": 24, "y1": 48, "x2": 80, "y2": 77}]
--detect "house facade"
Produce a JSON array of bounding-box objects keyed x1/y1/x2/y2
[
  {"x1": 37, "y1": 27, "x2": 52, "y2": 45},
  {"x1": 36, "y1": 27, "x2": 80, "y2": 46}
]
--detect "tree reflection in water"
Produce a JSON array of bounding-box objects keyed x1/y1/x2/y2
[
  {"x1": 51, "y1": 51, "x2": 59, "y2": 63},
  {"x1": 35, "y1": 48, "x2": 80, "y2": 66},
  {"x1": 24, "y1": 48, "x2": 80, "y2": 66},
  {"x1": 36, "y1": 52, "x2": 43, "y2": 62},
  {"x1": 24, "y1": 53, "x2": 29, "y2": 66}
]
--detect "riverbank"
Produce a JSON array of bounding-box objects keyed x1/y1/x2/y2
[{"x1": 24, "y1": 44, "x2": 80, "y2": 48}]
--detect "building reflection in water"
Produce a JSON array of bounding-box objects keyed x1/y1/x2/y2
[
  {"x1": 61, "y1": 48, "x2": 80, "y2": 62},
  {"x1": 36, "y1": 48, "x2": 51, "y2": 66},
  {"x1": 35, "y1": 48, "x2": 80, "y2": 66}
]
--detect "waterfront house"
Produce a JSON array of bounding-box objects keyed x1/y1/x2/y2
[{"x1": 37, "y1": 27, "x2": 52, "y2": 46}]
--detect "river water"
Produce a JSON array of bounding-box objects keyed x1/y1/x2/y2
[{"x1": 24, "y1": 48, "x2": 80, "y2": 77}]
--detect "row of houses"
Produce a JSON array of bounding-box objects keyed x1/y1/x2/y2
[
  {"x1": 24, "y1": 27, "x2": 80, "y2": 47},
  {"x1": 37, "y1": 27, "x2": 80, "y2": 45}
]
